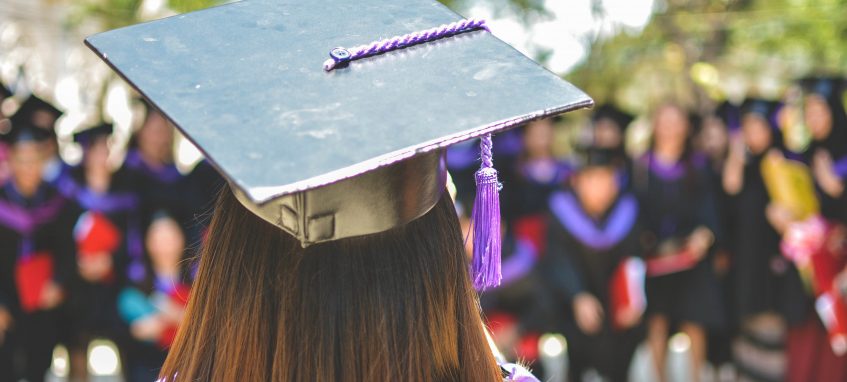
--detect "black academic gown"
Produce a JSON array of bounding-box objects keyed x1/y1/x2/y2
[
  {"x1": 120, "y1": 149, "x2": 191, "y2": 226},
  {"x1": 732, "y1": 155, "x2": 809, "y2": 324},
  {"x1": 541, "y1": 190, "x2": 644, "y2": 382},
  {"x1": 633, "y1": 152, "x2": 726, "y2": 329},
  {"x1": 0, "y1": 181, "x2": 78, "y2": 382},
  {"x1": 65, "y1": 167, "x2": 143, "y2": 350}
]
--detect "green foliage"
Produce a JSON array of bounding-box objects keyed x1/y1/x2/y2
[{"x1": 569, "y1": 0, "x2": 847, "y2": 112}]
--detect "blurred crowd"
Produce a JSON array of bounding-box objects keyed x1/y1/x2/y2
[
  {"x1": 452, "y1": 76, "x2": 847, "y2": 382},
  {"x1": 0, "y1": 73, "x2": 846, "y2": 382},
  {"x1": 0, "y1": 88, "x2": 223, "y2": 381}
]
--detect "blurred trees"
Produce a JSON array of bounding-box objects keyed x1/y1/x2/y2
[{"x1": 568, "y1": 0, "x2": 847, "y2": 113}]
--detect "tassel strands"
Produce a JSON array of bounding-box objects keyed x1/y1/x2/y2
[{"x1": 471, "y1": 133, "x2": 502, "y2": 290}]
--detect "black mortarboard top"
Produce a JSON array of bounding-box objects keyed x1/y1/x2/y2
[
  {"x1": 10, "y1": 94, "x2": 64, "y2": 132},
  {"x1": 74, "y1": 123, "x2": 114, "y2": 146},
  {"x1": 714, "y1": 100, "x2": 740, "y2": 131},
  {"x1": 573, "y1": 145, "x2": 626, "y2": 170},
  {"x1": 0, "y1": 121, "x2": 52, "y2": 145},
  {"x1": 85, "y1": 0, "x2": 592, "y2": 248},
  {"x1": 799, "y1": 76, "x2": 845, "y2": 100},
  {"x1": 591, "y1": 103, "x2": 634, "y2": 131},
  {"x1": 740, "y1": 98, "x2": 780, "y2": 130}
]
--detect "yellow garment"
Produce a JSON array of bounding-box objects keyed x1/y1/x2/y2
[{"x1": 761, "y1": 154, "x2": 819, "y2": 220}]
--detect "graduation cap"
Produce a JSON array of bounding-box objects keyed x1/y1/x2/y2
[
  {"x1": 10, "y1": 95, "x2": 64, "y2": 133},
  {"x1": 0, "y1": 121, "x2": 52, "y2": 145},
  {"x1": 713, "y1": 100, "x2": 740, "y2": 132},
  {"x1": 74, "y1": 123, "x2": 114, "y2": 147},
  {"x1": 85, "y1": 0, "x2": 592, "y2": 289},
  {"x1": 799, "y1": 76, "x2": 845, "y2": 100},
  {"x1": 740, "y1": 98, "x2": 780, "y2": 130},
  {"x1": 592, "y1": 104, "x2": 634, "y2": 131},
  {"x1": 573, "y1": 146, "x2": 626, "y2": 170}
]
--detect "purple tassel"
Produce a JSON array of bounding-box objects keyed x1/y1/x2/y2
[{"x1": 471, "y1": 133, "x2": 502, "y2": 290}]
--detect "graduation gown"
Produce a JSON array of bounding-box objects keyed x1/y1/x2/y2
[
  {"x1": 0, "y1": 181, "x2": 77, "y2": 382},
  {"x1": 121, "y1": 149, "x2": 188, "y2": 226},
  {"x1": 65, "y1": 167, "x2": 143, "y2": 344},
  {"x1": 633, "y1": 152, "x2": 725, "y2": 329},
  {"x1": 541, "y1": 190, "x2": 643, "y2": 382},
  {"x1": 732, "y1": 155, "x2": 808, "y2": 323}
]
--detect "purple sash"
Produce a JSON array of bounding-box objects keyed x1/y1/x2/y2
[
  {"x1": 124, "y1": 150, "x2": 183, "y2": 184},
  {"x1": 499, "y1": 238, "x2": 537, "y2": 286},
  {"x1": 834, "y1": 155, "x2": 847, "y2": 179},
  {"x1": 639, "y1": 152, "x2": 706, "y2": 181},
  {"x1": 549, "y1": 191, "x2": 637, "y2": 250}
]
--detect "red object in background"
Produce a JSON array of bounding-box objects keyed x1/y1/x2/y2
[
  {"x1": 645, "y1": 246, "x2": 699, "y2": 277},
  {"x1": 14, "y1": 252, "x2": 54, "y2": 313},
  {"x1": 74, "y1": 211, "x2": 122, "y2": 255},
  {"x1": 157, "y1": 283, "x2": 191, "y2": 349},
  {"x1": 512, "y1": 215, "x2": 547, "y2": 256},
  {"x1": 815, "y1": 290, "x2": 847, "y2": 356},
  {"x1": 516, "y1": 332, "x2": 540, "y2": 362},
  {"x1": 610, "y1": 257, "x2": 647, "y2": 331},
  {"x1": 782, "y1": 215, "x2": 847, "y2": 356}
]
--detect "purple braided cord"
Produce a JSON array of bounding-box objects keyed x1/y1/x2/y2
[{"x1": 323, "y1": 18, "x2": 489, "y2": 71}]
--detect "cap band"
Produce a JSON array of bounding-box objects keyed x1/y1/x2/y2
[
  {"x1": 234, "y1": 150, "x2": 447, "y2": 246},
  {"x1": 323, "y1": 18, "x2": 489, "y2": 71}
]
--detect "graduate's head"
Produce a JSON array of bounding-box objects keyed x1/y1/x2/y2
[
  {"x1": 523, "y1": 117, "x2": 554, "y2": 159},
  {"x1": 800, "y1": 77, "x2": 846, "y2": 142},
  {"x1": 4, "y1": 123, "x2": 49, "y2": 195},
  {"x1": 137, "y1": 104, "x2": 174, "y2": 163},
  {"x1": 74, "y1": 123, "x2": 113, "y2": 172},
  {"x1": 591, "y1": 104, "x2": 633, "y2": 151},
  {"x1": 652, "y1": 102, "x2": 692, "y2": 148},
  {"x1": 740, "y1": 98, "x2": 781, "y2": 155},
  {"x1": 145, "y1": 212, "x2": 186, "y2": 271},
  {"x1": 10, "y1": 95, "x2": 62, "y2": 156},
  {"x1": 90, "y1": 2, "x2": 593, "y2": 379},
  {"x1": 571, "y1": 147, "x2": 622, "y2": 216}
]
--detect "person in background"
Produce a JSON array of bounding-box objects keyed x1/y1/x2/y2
[
  {"x1": 66, "y1": 123, "x2": 142, "y2": 380},
  {"x1": 634, "y1": 102, "x2": 724, "y2": 382},
  {"x1": 696, "y1": 102, "x2": 738, "y2": 376},
  {"x1": 9, "y1": 95, "x2": 73, "y2": 197},
  {"x1": 0, "y1": 83, "x2": 14, "y2": 183},
  {"x1": 0, "y1": 122, "x2": 77, "y2": 382},
  {"x1": 722, "y1": 98, "x2": 807, "y2": 381},
  {"x1": 779, "y1": 76, "x2": 847, "y2": 382},
  {"x1": 510, "y1": 118, "x2": 572, "y2": 221},
  {"x1": 121, "y1": 102, "x2": 188, "y2": 228},
  {"x1": 118, "y1": 211, "x2": 191, "y2": 382},
  {"x1": 591, "y1": 104, "x2": 634, "y2": 157},
  {"x1": 542, "y1": 145, "x2": 644, "y2": 381}
]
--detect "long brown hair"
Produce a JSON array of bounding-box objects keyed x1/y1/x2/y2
[{"x1": 159, "y1": 189, "x2": 501, "y2": 381}]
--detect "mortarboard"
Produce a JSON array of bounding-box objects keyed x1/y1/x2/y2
[
  {"x1": 1, "y1": 121, "x2": 52, "y2": 145},
  {"x1": 799, "y1": 76, "x2": 845, "y2": 100},
  {"x1": 74, "y1": 123, "x2": 114, "y2": 147},
  {"x1": 85, "y1": 0, "x2": 592, "y2": 289},
  {"x1": 740, "y1": 98, "x2": 781, "y2": 130},
  {"x1": 573, "y1": 146, "x2": 626, "y2": 170},
  {"x1": 10, "y1": 95, "x2": 64, "y2": 133},
  {"x1": 592, "y1": 104, "x2": 634, "y2": 131}
]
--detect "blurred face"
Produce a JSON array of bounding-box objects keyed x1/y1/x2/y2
[
  {"x1": 523, "y1": 119, "x2": 553, "y2": 159},
  {"x1": 653, "y1": 105, "x2": 690, "y2": 149},
  {"x1": 741, "y1": 114, "x2": 773, "y2": 155},
  {"x1": 804, "y1": 95, "x2": 833, "y2": 140},
  {"x1": 697, "y1": 116, "x2": 728, "y2": 158},
  {"x1": 31, "y1": 110, "x2": 57, "y2": 131},
  {"x1": 83, "y1": 137, "x2": 110, "y2": 172},
  {"x1": 146, "y1": 217, "x2": 185, "y2": 271},
  {"x1": 9, "y1": 142, "x2": 45, "y2": 196},
  {"x1": 594, "y1": 118, "x2": 623, "y2": 149},
  {"x1": 138, "y1": 111, "x2": 174, "y2": 163},
  {"x1": 573, "y1": 166, "x2": 619, "y2": 216}
]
